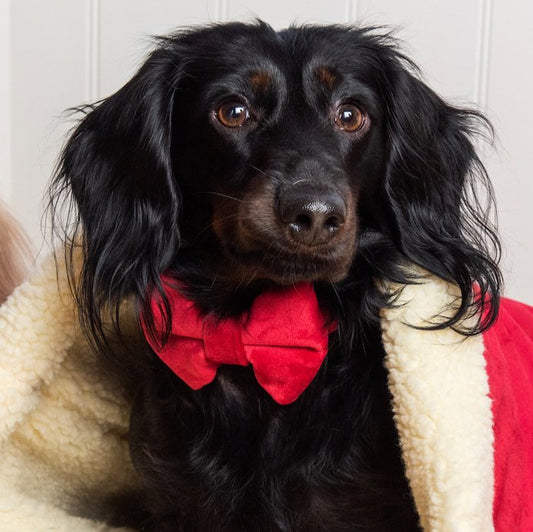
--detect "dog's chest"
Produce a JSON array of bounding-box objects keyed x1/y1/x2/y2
[{"x1": 133, "y1": 351, "x2": 420, "y2": 531}]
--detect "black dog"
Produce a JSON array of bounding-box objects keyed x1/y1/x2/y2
[{"x1": 51, "y1": 21, "x2": 501, "y2": 531}]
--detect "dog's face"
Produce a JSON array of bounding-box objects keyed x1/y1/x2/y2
[
  {"x1": 54, "y1": 22, "x2": 500, "y2": 334},
  {"x1": 171, "y1": 25, "x2": 388, "y2": 285}
]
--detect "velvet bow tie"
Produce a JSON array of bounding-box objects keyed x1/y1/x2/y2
[{"x1": 142, "y1": 279, "x2": 335, "y2": 405}]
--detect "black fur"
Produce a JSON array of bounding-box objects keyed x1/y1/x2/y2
[{"x1": 50, "y1": 22, "x2": 501, "y2": 531}]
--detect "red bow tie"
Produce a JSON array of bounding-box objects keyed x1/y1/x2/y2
[{"x1": 142, "y1": 280, "x2": 335, "y2": 404}]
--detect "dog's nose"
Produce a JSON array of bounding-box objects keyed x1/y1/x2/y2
[{"x1": 279, "y1": 187, "x2": 346, "y2": 246}]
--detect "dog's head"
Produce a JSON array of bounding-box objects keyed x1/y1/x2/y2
[
  {"x1": 173, "y1": 25, "x2": 392, "y2": 287},
  {"x1": 51, "y1": 22, "x2": 501, "y2": 343}
]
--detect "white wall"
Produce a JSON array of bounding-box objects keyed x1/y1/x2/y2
[
  {"x1": 1, "y1": 0, "x2": 531, "y2": 303},
  {"x1": 0, "y1": 0, "x2": 11, "y2": 203}
]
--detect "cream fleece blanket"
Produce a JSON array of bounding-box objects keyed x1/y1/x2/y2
[
  {"x1": 0, "y1": 253, "x2": 493, "y2": 531},
  {"x1": 0, "y1": 254, "x2": 139, "y2": 531}
]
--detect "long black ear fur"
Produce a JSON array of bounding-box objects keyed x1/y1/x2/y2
[
  {"x1": 380, "y1": 62, "x2": 501, "y2": 332},
  {"x1": 51, "y1": 44, "x2": 182, "y2": 349}
]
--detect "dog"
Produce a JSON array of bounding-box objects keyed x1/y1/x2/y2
[{"x1": 50, "y1": 21, "x2": 502, "y2": 531}]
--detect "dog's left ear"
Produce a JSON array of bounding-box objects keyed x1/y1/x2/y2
[
  {"x1": 381, "y1": 64, "x2": 501, "y2": 331},
  {"x1": 51, "y1": 43, "x2": 183, "y2": 346}
]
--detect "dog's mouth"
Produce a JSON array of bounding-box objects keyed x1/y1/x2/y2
[{"x1": 220, "y1": 236, "x2": 357, "y2": 285}]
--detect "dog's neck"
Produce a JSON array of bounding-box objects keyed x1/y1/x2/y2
[
  {"x1": 168, "y1": 247, "x2": 294, "y2": 317},
  {"x1": 169, "y1": 231, "x2": 387, "y2": 326}
]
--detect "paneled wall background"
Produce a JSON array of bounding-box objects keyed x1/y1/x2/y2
[{"x1": 1, "y1": 0, "x2": 531, "y2": 303}]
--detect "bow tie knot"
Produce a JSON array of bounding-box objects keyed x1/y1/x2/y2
[
  {"x1": 142, "y1": 279, "x2": 335, "y2": 404},
  {"x1": 202, "y1": 317, "x2": 248, "y2": 366}
]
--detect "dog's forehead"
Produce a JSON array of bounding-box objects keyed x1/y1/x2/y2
[
  {"x1": 212, "y1": 28, "x2": 367, "y2": 81},
  {"x1": 183, "y1": 25, "x2": 382, "y2": 109}
]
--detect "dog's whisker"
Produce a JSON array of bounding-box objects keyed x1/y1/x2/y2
[
  {"x1": 196, "y1": 191, "x2": 246, "y2": 203},
  {"x1": 290, "y1": 179, "x2": 311, "y2": 187},
  {"x1": 329, "y1": 280, "x2": 344, "y2": 317},
  {"x1": 247, "y1": 163, "x2": 279, "y2": 182},
  {"x1": 195, "y1": 213, "x2": 243, "y2": 237},
  {"x1": 244, "y1": 268, "x2": 259, "y2": 288}
]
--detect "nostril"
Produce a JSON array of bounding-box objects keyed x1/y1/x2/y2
[
  {"x1": 325, "y1": 215, "x2": 343, "y2": 230},
  {"x1": 291, "y1": 214, "x2": 313, "y2": 232}
]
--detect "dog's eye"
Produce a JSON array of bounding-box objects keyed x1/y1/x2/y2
[
  {"x1": 216, "y1": 102, "x2": 251, "y2": 128},
  {"x1": 334, "y1": 104, "x2": 365, "y2": 132}
]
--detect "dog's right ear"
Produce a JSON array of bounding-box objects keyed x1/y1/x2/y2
[{"x1": 51, "y1": 42, "x2": 184, "y2": 346}]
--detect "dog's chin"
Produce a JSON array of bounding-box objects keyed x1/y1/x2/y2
[{"x1": 221, "y1": 242, "x2": 355, "y2": 286}]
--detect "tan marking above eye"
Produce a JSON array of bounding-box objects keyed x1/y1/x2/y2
[
  {"x1": 334, "y1": 103, "x2": 366, "y2": 132},
  {"x1": 315, "y1": 67, "x2": 337, "y2": 90},
  {"x1": 250, "y1": 71, "x2": 271, "y2": 92},
  {"x1": 216, "y1": 102, "x2": 251, "y2": 128}
]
